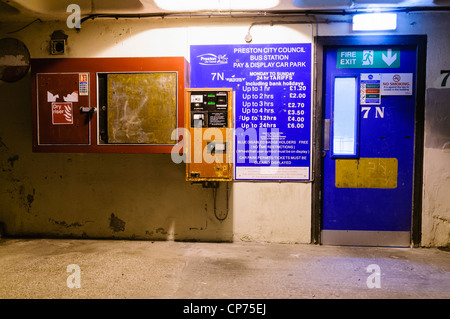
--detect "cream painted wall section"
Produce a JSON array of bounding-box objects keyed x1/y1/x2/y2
[
  {"x1": 232, "y1": 182, "x2": 311, "y2": 243},
  {"x1": 0, "y1": 18, "x2": 314, "y2": 244},
  {"x1": 422, "y1": 148, "x2": 450, "y2": 246},
  {"x1": 415, "y1": 15, "x2": 450, "y2": 247}
]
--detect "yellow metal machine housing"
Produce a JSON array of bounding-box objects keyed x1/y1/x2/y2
[{"x1": 185, "y1": 88, "x2": 233, "y2": 182}]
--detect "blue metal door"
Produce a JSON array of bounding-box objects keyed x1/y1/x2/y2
[{"x1": 321, "y1": 45, "x2": 417, "y2": 246}]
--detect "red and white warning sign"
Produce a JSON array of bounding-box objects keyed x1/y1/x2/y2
[
  {"x1": 52, "y1": 102, "x2": 73, "y2": 125},
  {"x1": 79, "y1": 73, "x2": 89, "y2": 96},
  {"x1": 381, "y1": 73, "x2": 413, "y2": 95}
]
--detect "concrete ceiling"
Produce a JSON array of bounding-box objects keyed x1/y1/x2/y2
[{"x1": 1, "y1": 0, "x2": 449, "y2": 22}]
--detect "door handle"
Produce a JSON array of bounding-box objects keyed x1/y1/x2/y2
[
  {"x1": 80, "y1": 107, "x2": 97, "y2": 113},
  {"x1": 323, "y1": 118, "x2": 330, "y2": 151}
]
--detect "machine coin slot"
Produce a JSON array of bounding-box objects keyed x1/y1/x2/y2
[
  {"x1": 207, "y1": 141, "x2": 227, "y2": 154},
  {"x1": 192, "y1": 113, "x2": 205, "y2": 128}
]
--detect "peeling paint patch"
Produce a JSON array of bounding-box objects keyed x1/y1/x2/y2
[
  {"x1": 156, "y1": 227, "x2": 167, "y2": 235},
  {"x1": 27, "y1": 189, "x2": 35, "y2": 209},
  {"x1": 7, "y1": 155, "x2": 19, "y2": 167},
  {"x1": 6, "y1": 182, "x2": 35, "y2": 213},
  {"x1": 0, "y1": 137, "x2": 8, "y2": 151},
  {"x1": 434, "y1": 215, "x2": 450, "y2": 224},
  {"x1": 48, "y1": 218, "x2": 83, "y2": 228},
  {"x1": 0, "y1": 54, "x2": 28, "y2": 66},
  {"x1": 26, "y1": 195, "x2": 34, "y2": 212},
  {"x1": 109, "y1": 213, "x2": 125, "y2": 232}
]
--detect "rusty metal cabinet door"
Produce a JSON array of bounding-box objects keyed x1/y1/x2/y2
[{"x1": 37, "y1": 73, "x2": 90, "y2": 145}]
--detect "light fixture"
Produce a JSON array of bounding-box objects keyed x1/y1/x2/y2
[
  {"x1": 352, "y1": 13, "x2": 397, "y2": 31},
  {"x1": 50, "y1": 30, "x2": 67, "y2": 55},
  {"x1": 154, "y1": 0, "x2": 279, "y2": 11}
]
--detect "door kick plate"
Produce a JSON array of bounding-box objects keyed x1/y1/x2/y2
[{"x1": 335, "y1": 158, "x2": 398, "y2": 188}]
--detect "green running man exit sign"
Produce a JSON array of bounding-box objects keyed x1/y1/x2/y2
[{"x1": 337, "y1": 48, "x2": 400, "y2": 68}]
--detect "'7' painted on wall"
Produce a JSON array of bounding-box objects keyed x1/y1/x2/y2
[{"x1": 441, "y1": 70, "x2": 450, "y2": 87}]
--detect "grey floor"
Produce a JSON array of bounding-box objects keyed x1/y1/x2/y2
[{"x1": 0, "y1": 238, "x2": 449, "y2": 299}]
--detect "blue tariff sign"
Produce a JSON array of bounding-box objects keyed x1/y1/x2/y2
[{"x1": 190, "y1": 43, "x2": 312, "y2": 181}]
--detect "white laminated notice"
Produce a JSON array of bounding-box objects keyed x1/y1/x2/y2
[{"x1": 381, "y1": 73, "x2": 413, "y2": 95}]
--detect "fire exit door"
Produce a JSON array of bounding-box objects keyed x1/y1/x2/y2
[{"x1": 321, "y1": 44, "x2": 419, "y2": 247}]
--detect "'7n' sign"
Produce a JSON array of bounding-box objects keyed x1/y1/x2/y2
[{"x1": 337, "y1": 48, "x2": 400, "y2": 69}]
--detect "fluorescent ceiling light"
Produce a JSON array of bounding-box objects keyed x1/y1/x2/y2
[
  {"x1": 352, "y1": 13, "x2": 397, "y2": 31},
  {"x1": 154, "y1": 0, "x2": 279, "y2": 11}
]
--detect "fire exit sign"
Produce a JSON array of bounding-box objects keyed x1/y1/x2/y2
[{"x1": 337, "y1": 48, "x2": 400, "y2": 68}]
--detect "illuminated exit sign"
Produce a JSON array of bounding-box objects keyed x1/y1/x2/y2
[{"x1": 337, "y1": 48, "x2": 400, "y2": 68}]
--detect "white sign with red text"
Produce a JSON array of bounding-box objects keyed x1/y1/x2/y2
[{"x1": 381, "y1": 73, "x2": 413, "y2": 95}]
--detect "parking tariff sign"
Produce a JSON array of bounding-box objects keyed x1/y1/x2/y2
[{"x1": 190, "y1": 43, "x2": 312, "y2": 181}]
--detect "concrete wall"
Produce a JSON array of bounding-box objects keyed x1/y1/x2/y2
[
  {"x1": 0, "y1": 18, "x2": 313, "y2": 244},
  {"x1": 0, "y1": 11, "x2": 449, "y2": 246}
]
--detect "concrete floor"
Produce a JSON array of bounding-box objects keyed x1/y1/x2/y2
[{"x1": 0, "y1": 238, "x2": 449, "y2": 299}]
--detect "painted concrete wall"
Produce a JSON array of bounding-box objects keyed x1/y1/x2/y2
[
  {"x1": 0, "y1": 12, "x2": 449, "y2": 246},
  {"x1": 0, "y1": 18, "x2": 313, "y2": 244}
]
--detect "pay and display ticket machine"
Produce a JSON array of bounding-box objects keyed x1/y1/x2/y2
[{"x1": 185, "y1": 88, "x2": 233, "y2": 182}]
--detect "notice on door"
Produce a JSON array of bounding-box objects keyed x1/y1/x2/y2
[
  {"x1": 381, "y1": 73, "x2": 413, "y2": 95},
  {"x1": 360, "y1": 73, "x2": 381, "y2": 105},
  {"x1": 79, "y1": 73, "x2": 89, "y2": 96}
]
